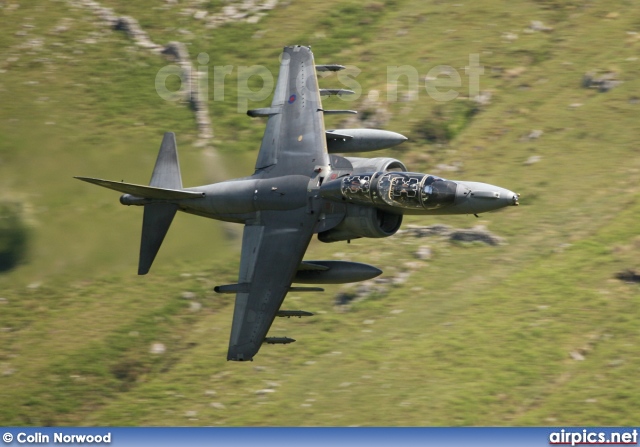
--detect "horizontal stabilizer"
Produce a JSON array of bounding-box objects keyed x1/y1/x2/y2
[{"x1": 74, "y1": 177, "x2": 204, "y2": 200}]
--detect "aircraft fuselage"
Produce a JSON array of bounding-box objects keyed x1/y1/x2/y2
[{"x1": 121, "y1": 169, "x2": 518, "y2": 224}]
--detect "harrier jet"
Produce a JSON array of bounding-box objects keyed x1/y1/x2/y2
[{"x1": 77, "y1": 45, "x2": 518, "y2": 361}]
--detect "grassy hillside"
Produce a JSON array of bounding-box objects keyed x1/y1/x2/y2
[{"x1": 1, "y1": 0, "x2": 639, "y2": 425}]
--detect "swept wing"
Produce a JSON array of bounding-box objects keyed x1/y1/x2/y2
[{"x1": 227, "y1": 46, "x2": 327, "y2": 360}]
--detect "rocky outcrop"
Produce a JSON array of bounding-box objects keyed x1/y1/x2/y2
[
  {"x1": 74, "y1": 0, "x2": 277, "y2": 147},
  {"x1": 75, "y1": 1, "x2": 282, "y2": 145},
  {"x1": 582, "y1": 71, "x2": 623, "y2": 93},
  {"x1": 615, "y1": 269, "x2": 640, "y2": 283},
  {"x1": 335, "y1": 277, "x2": 391, "y2": 307},
  {"x1": 203, "y1": 0, "x2": 279, "y2": 29},
  {"x1": 114, "y1": 16, "x2": 162, "y2": 51},
  {"x1": 402, "y1": 224, "x2": 506, "y2": 246},
  {"x1": 75, "y1": 1, "x2": 214, "y2": 145}
]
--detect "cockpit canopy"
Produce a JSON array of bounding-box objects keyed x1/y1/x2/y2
[{"x1": 339, "y1": 172, "x2": 457, "y2": 210}]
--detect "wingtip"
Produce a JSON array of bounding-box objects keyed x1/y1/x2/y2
[{"x1": 74, "y1": 176, "x2": 106, "y2": 184}]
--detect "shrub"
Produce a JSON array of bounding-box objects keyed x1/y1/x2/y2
[{"x1": 0, "y1": 202, "x2": 29, "y2": 272}]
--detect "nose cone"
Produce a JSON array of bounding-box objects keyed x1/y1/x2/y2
[{"x1": 454, "y1": 181, "x2": 519, "y2": 214}]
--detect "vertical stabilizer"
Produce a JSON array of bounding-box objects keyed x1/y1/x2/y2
[
  {"x1": 138, "y1": 132, "x2": 183, "y2": 275},
  {"x1": 139, "y1": 203, "x2": 178, "y2": 275},
  {"x1": 149, "y1": 132, "x2": 183, "y2": 189}
]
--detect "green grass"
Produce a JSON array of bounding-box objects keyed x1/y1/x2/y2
[{"x1": 1, "y1": 0, "x2": 639, "y2": 426}]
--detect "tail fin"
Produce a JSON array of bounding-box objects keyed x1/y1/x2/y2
[
  {"x1": 76, "y1": 132, "x2": 198, "y2": 275},
  {"x1": 150, "y1": 132, "x2": 183, "y2": 189},
  {"x1": 138, "y1": 132, "x2": 183, "y2": 275},
  {"x1": 139, "y1": 203, "x2": 178, "y2": 275}
]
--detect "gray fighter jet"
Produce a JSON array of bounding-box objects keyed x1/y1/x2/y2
[{"x1": 77, "y1": 45, "x2": 518, "y2": 361}]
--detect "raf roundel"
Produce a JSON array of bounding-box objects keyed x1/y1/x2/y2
[{"x1": 288, "y1": 94, "x2": 296, "y2": 104}]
